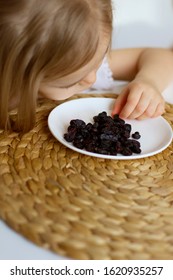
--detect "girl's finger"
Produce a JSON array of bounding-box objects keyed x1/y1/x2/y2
[
  {"x1": 118, "y1": 86, "x2": 143, "y2": 118},
  {"x1": 127, "y1": 92, "x2": 151, "y2": 119},
  {"x1": 152, "y1": 103, "x2": 165, "y2": 118},
  {"x1": 136, "y1": 102, "x2": 163, "y2": 120},
  {"x1": 111, "y1": 88, "x2": 128, "y2": 116}
]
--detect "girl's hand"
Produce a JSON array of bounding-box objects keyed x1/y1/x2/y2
[{"x1": 112, "y1": 80, "x2": 165, "y2": 120}]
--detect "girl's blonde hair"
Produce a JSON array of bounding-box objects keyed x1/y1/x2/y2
[{"x1": 0, "y1": 0, "x2": 112, "y2": 132}]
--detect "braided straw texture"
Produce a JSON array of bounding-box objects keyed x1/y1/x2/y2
[{"x1": 0, "y1": 93, "x2": 173, "y2": 260}]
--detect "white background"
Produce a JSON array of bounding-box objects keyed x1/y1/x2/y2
[
  {"x1": 0, "y1": 0, "x2": 173, "y2": 260},
  {"x1": 112, "y1": 0, "x2": 173, "y2": 49}
]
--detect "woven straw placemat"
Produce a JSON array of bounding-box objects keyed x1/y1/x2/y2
[{"x1": 0, "y1": 93, "x2": 173, "y2": 260}]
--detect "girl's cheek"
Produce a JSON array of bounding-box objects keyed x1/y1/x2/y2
[{"x1": 38, "y1": 86, "x2": 72, "y2": 100}]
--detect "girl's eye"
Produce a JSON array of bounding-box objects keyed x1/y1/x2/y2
[{"x1": 60, "y1": 82, "x2": 80, "y2": 90}]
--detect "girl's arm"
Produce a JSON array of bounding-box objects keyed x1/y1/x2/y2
[{"x1": 108, "y1": 48, "x2": 173, "y2": 119}]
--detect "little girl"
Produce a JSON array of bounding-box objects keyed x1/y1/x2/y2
[{"x1": 0, "y1": 0, "x2": 173, "y2": 132}]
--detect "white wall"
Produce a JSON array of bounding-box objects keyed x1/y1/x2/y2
[{"x1": 111, "y1": 0, "x2": 173, "y2": 48}]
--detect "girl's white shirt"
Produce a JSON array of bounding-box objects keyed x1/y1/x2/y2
[{"x1": 91, "y1": 56, "x2": 115, "y2": 90}]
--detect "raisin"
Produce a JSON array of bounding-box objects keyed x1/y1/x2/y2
[
  {"x1": 124, "y1": 123, "x2": 132, "y2": 133},
  {"x1": 100, "y1": 133, "x2": 118, "y2": 142},
  {"x1": 95, "y1": 147, "x2": 110, "y2": 155},
  {"x1": 113, "y1": 114, "x2": 125, "y2": 125},
  {"x1": 132, "y1": 131, "x2": 141, "y2": 139},
  {"x1": 64, "y1": 133, "x2": 75, "y2": 142},
  {"x1": 73, "y1": 138, "x2": 85, "y2": 149},
  {"x1": 85, "y1": 142, "x2": 96, "y2": 153},
  {"x1": 70, "y1": 119, "x2": 86, "y2": 128},
  {"x1": 121, "y1": 147, "x2": 133, "y2": 156}
]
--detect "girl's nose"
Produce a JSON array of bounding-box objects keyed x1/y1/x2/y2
[{"x1": 82, "y1": 71, "x2": 97, "y2": 85}]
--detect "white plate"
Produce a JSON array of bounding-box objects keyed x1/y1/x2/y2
[{"x1": 48, "y1": 98, "x2": 173, "y2": 160}]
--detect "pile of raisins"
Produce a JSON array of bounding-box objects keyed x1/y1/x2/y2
[{"x1": 64, "y1": 112, "x2": 141, "y2": 156}]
